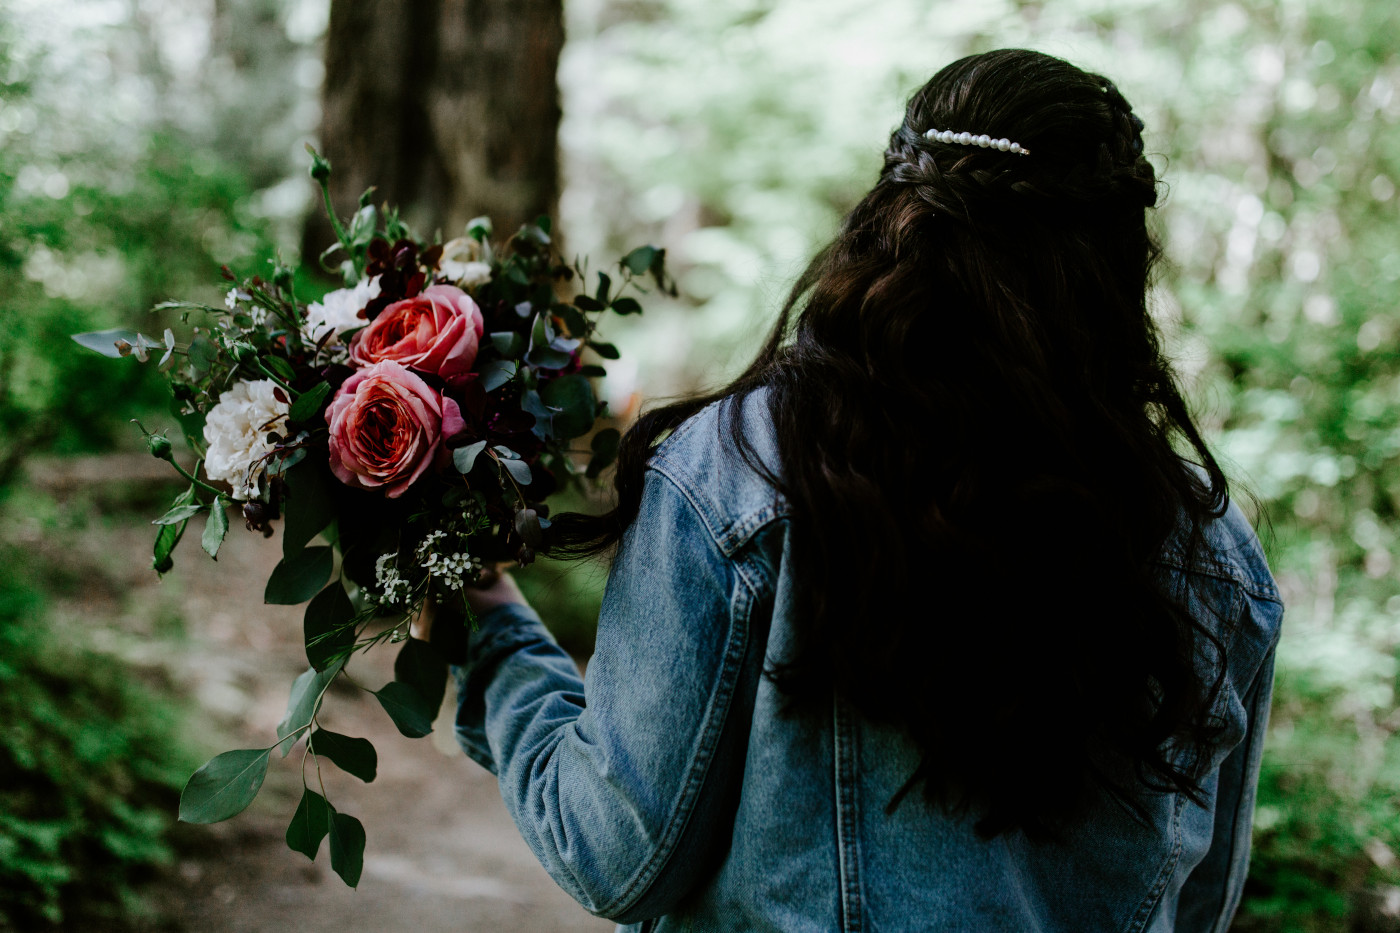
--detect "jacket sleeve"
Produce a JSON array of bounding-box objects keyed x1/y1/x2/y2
[
  {"x1": 451, "y1": 466, "x2": 767, "y2": 922},
  {"x1": 1174, "y1": 646, "x2": 1278, "y2": 932}
]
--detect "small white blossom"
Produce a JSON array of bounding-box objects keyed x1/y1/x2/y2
[
  {"x1": 202, "y1": 379, "x2": 289, "y2": 500},
  {"x1": 302, "y1": 276, "x2": 381, "y2": 346},
  {"x1": 248, "y1": 305, "x2": 269, "y2": 326},
  {"x1": 225, "y1": 288, "x2": 251, "y2": 310},
  {"x1": 375, "y1": 553, "x2": 411, "y2": 604}
]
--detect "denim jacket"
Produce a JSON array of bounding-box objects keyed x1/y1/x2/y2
[{"x1": 453, "y1": 394, "x2": 1284, "y2": 932}]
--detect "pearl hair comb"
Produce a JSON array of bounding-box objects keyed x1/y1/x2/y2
[{"x1": 924, "y1": 128, "x2": 1030, "y2": 157}]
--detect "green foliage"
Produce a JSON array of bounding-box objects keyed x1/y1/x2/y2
[{"x1": 0, "y1": 546, "x2": 192, "y2": 928}]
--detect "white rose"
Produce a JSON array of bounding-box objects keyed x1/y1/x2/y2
[
  {"x1": 202, "y1": 379, "x2": 290, "y2": 500},
  {"x1": 302, "y1": 275, "x2": 381, "y2": 346},
  {"x1": 438, "y1": 237, "x2": 493, "y2": 289}
]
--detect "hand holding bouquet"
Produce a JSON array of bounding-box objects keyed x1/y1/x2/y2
[{"x1": 73, "y1": 148, "x2": 672, "y2": 886}]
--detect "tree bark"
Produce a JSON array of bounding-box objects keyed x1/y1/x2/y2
[{"x1": 306, "y1": 0, "x2": 564, "y2": 268}]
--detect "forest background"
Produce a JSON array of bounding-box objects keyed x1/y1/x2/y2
[{"x1": 1, "y1": 0, "x2": 1398, "y2": 930}]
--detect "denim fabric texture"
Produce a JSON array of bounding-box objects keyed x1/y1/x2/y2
[{"x1": 452, "y1": 394, "x2": 1284, "y2": 932}]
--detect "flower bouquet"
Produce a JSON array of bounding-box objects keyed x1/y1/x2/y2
[{"x1": 72, "y1": 148, "x2": 672, "y2": 887}]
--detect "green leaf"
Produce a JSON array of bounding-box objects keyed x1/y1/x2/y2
[
  {"x1": 374, "y1": 681, "x2": 435, "y2": 738},
  {"x1": 201, "y1": 497, "x2": 231, "y2": 559},
  {"x1": 539, "y1": 373, "x2": 597, "y2": 440},
  {"x1": 277, "y1": 658, "x2": 345, "y2": 755},
  {"x1": 152, "y1": 487, "x2": 196, "y2": 573},
  {"x1": 288, "y1": 381, "x2": 332, "y2": 422},
  {"x1": 594, "y1": 272, "x2": 612, "y2": 304},
  {"x1": 578, "y1": 364, "x2": 607, "y2": 378},
  {"x1": 502, "y1": 457, "x2": 532, "y2": 485},
  {"x1": 187, "y1": 334, "x2": 219, "y2": 377},
  {"x1": 453, "y1": 439, "x2": 489, "y2": 474},
  {"x1": 556, "y1": 305, "x2": 588, "y2": 338},
  {"x1": 286, "y1": 788, "x2": 334, "y2": 860},
  {"x1": 489, "y1": 331, "x2": 525, "y2": 358},
  {"x1": 265, "y1": 546, "x2": 334, "y2": 604},
  {"x1": 466, "y1": 215, "x2": 492, "y2": 241},
  {"x1": 304, "y1": 580, "x2": 357, "y2": 671},
  {"x1": 311, "y1": 729, "x2": 378, "y2": 783},
  {"x1": 573, "y1": 294, "x2": 605, "y2": 312},
  {"x1": 264, "y1": 354, "x2": 297, "y2": 383},
  {"x1": 179, "y1": 748, "x2": 271, "y2": 824},
  {"x1": 480, "y1": 360, "x2": 517, "y2": 392},
  {"x1": 348, "y1": 204, "x2": 377, "y2": 246},
  {"x1": 329, "y1": 812, "x2": 366, "y2": 888},
  {"x1": 622, "y1": 245, "x2": 659, "y2": 276},
  {"x1": 71, "y1": 329, "x2": 159, "y2": 359},
  {"x1": 522, "y1": 390, "x2": 555, "y2": 441},
  {"x1": 394, "y1": 638, "x2": 448, "y2": 714},
  {"x1": 283, "y1": 461, "x2": 336, "y2": 558},
  {"x1": 588, "y1": 341, "x2": 621, "y2": 360},
  {"x1": 610, "y1": 297, "x2": 642, "y2": 315},
  {"x1": 587, "y1": 428, "x2": 622, "y2": 479},
  {"x1": 153, "y1": 502, "x2": 204, "y2": 525}
]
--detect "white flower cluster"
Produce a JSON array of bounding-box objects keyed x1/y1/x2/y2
[
  {"x1": 303, "y1": 275, "x2": 381, "y2": 347},
  {"x1": 202, "y1": 379, "x2": 290, "y2": 500},
  {"x1": 374, "y1": 553, "x2": 412, "y2": 604},
  {"x1": 225, "y1": 288, "x2": 269, "y2": 326},
  {"x1": 415, "y1": 530, "x2": 483, "y2": 592}
]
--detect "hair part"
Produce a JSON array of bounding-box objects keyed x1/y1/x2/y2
[{"x1": 548, "y1": 49, "x2": 1230, "y2": 837}]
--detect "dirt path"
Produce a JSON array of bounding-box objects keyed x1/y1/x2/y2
[{"x1": 37, "y1": 464, "x2": 613, "y2": 933}]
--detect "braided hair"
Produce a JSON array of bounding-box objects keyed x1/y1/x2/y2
[{"x1": 549, "y1": 49, "x2": 1230, "y2": 837}]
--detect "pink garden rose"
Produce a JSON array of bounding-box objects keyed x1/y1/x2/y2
[
  {"x1": 326, "y1": 361, "x2": 465, "y2": 498},
  {"x1": 349, "y1": 284, "x2": 485, "y2": 385}
]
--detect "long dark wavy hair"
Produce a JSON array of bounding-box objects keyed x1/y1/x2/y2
[{"x1": 549, "y1": 49, "x2": 1230, "y2": 837}]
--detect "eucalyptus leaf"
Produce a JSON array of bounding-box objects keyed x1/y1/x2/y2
[
  {"x1": 286, "y1": 788, "x2": 334, "y2": 860},
  {"x1": 277, "y1": 658, "x2": 345, "y2": 755},
  {"x1": 573, "y1": 294, "x2": 604, "y2": 312},
  {"x1": 503, "y1": 457, "x2": 532, "y2": 486},
  {"x1": 453, "y1": 440, "x2": 489, "y2": 474},
  {"x1": 394, "y1": 638, "x2": 448, "y2": 714},
  {"x1": 589, "y1": 341, "x2": 621, "y2": 360},
  {"x1": 310, "y1": 729, "x2": 378, "y2": 783},
  {"x1": 490, "y1": 331, "x2": 525, "y2": 357},
  {"x1": 178, "y1": 748, "x2": 271, "y2": 824},
  {"x1": 539, "y1": 373, "x2": 597, "y2": 440},
  {"x1": 374, "y1": 681, "x2": 435, "y2": 738},
  {"x1": 526, "y1": 345, "x2": 573, "y2": 369},
  {"x1": 304, "y1": 580, "x2": 357, "y2": 671},
  {"x1": 610, "y1": 297, "x2": 643, "y2": 315},
  {"x1": 521, "y1": 390, "x2": 555, "y2": 441},
  {"x1": 265, "y1": 546, "x2": 334, "y2": 604},
  {"x1": 329, "y1": 812, "x2": 366, "y2": 888},
  {"x1": 282, "y1": 461, "x2": 336, "y2": 558},
  {"x1": 595, "y1": 271, "x2": 612, "y2": 304},
  {"x1": 480, "y1": 360, "x2": 517, "y2": 392}
]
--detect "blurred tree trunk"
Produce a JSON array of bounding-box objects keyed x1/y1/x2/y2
[{"x1": 304, "y1": 0, "x2": 564, "y2": 270}]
